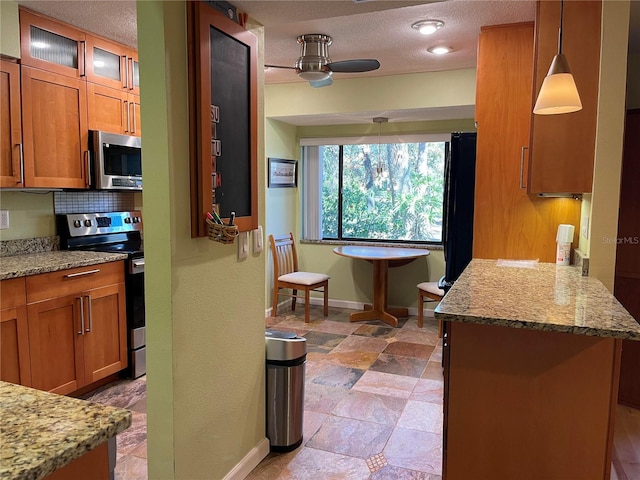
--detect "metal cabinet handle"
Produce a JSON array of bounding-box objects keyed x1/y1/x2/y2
[
  {"x1": 79, "y1": 40, "x2": 86, "y2": 77},
  {"x1": 131, "y1": 102, "x2": 136, "y2": 134},
  {"x1": 122, "y1": 55, "x2": 128, "y2": 89},
  {"x1": 85, "y1": 294, "x2": 92, "y2": 332},
  {"x1": 78, "y1": 296, "x2": 85, "y2": 335},
  {"x1": 124, "y1": 100, "x2": 130, "y2": 133},
  {"x1": 18, "y1": 144, "x2": 24, "y2": 185},
  {"x1": 519, "y1": 146, "x2": 529, "y2": 190},
  {"x1": 64, "y1": 269, "x2": 100, "y2": 278},
  {"x1": 84, "y1": 150, "x2": 91, "y2": 187},
  {"x1": 127, "y1": 57, "x2": 134, "y2": 90}
]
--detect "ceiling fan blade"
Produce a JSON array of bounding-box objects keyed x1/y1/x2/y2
[
  {"x1": 327, "y1": 59, "x2": 380, "y2": 73},
  {"x1": 265, "y1": 64, "x2": 296, "y2": 70},
  {"x1": 309, "y1": 76, "x2": 333, "y2": 88}
]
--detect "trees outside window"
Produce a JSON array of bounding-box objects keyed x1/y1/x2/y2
[{"x1": 319, "y1": 141, "x2": 447, "y2": 243}]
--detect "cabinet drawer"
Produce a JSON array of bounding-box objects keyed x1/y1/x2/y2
[
  {"x1": 1, "y1": 278, "x2": 27, "y2": 309},
  {"x1": 26, "y1": 261, "x2": 124, "y2": 303}
]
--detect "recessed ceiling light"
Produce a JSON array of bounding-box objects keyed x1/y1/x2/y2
[
  {"x1": 428, "y1": 46, "x2": 451, "y2": 55},
  {"x1": 411, "y1": 20, "x2": 444, "y2": 36}
]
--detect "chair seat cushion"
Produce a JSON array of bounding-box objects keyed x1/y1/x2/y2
[
  {"x1": 279, "y1": 272, "x2": 330, "y2": 286},
  {"x1": 417, "y1": 281, "x2": 445, "y2": 297}
]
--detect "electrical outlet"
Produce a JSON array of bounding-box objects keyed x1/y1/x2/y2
[
  {"x1": 0, "y1": 210, "x2": 9, "y2": 230},
  {"x1": 581, "y1": 215, "x2": 589, "y2": 239},
  {"x1": 238, "y1": 231, "x2": 249, "y2": 259},
  {"x1": 253, "y1": 225, "x2": 263, "y2": 253}
]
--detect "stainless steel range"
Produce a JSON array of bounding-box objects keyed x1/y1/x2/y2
[{"x1": 57, "y1": 211, "x2": 146, "y2": 378}]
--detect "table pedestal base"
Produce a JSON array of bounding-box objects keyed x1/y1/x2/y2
[{"x1": 350, "y1": 306, "x2": 408, "y2": 327}]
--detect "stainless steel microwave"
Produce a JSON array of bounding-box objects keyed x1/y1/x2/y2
[{"x1": 91, "y1": 131, "x2": 142, "y2": 190}]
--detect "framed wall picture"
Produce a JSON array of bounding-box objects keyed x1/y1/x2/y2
[{"x1": 268, "y1": 158, "x2": 298, "y2": 188}]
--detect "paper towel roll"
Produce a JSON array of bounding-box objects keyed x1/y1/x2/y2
[{"x1": 556, "y1": 224, "x2": 575, "y2": 243}]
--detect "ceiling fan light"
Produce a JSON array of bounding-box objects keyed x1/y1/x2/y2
[
  {"x1": 533, "y1": 54, "x2": 582, "y2": 114},
  {"x1": 298, "y1": 70, "x2": 332, "y2": 82},
  {"x1": 412, "y1": 20, "x2": 444, "y2": 35}
]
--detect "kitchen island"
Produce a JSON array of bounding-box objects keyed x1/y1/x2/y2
[
  {"x1": 434, "y1": 259, "x2": 640, "y2": 480},
  {"x1": 0, "y1": 381, "x2": 131, "y2": 479}
]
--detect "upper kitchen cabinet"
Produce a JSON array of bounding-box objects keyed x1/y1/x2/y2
[
  {"x1": 88, "y1": 83, "x2": 142, "y2": 137},
  {"x1": 528, "y1": 0, "x2": 601, "y2": 194},
  {"x1": 19, "y1": 8, "x2": 87, "y2": 80},
  {"x1": 21, "y1": 66, "x2": 89, "y2": 189},
  {"x1": 473, "y1": 22, "x2": 581, "y2": 262},
  {"x1": 1, "y1": 60, "x2": 23, "y2": 188},
  {"x1": 86, "y1": 35, "x2": 140, "y2": 95}
]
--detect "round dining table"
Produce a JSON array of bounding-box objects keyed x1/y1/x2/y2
[{"x1": 333, "y1": 245, "x2": 431, "y2": 327}]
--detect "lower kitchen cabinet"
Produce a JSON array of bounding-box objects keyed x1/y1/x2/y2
[
  {"x1": 24, "y1": 261, "x2": 127, "y2": 395},
  {"x1": 0, "y1": 278, "x2": 31, "y2": 386}
]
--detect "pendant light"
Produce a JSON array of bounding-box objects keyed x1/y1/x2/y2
[
  {"x1": 373, "y1": 116, "x2": 388, "y2": 178},
  {"x1": 533, "y1": 0, "x2": 582, "y2": 115}
]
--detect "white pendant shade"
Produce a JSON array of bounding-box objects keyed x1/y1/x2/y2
[{"x1": 533, "y1": 52, "x2": 582, "y2": 115}]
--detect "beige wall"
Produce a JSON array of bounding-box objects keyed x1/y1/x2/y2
[
  {"x1": 1, "y1": 1, "x2": 20, "y2": 59},
  {"x1": 137, "y1": 2, "x2": 266, "y2": 478},
  {"x1": 587, "y1": 0, "x2": 631, "y2": 290}
]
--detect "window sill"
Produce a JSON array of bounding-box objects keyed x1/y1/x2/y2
[{"x1": 300, "y1": 238, "x2": 444, "y2": 251}]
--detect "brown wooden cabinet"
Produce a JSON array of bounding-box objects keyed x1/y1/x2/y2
[
  {"x1": 86, "y1": 35, "x2": 139, "y2": 95},
  {"x1": 20, "y1": 66, "x2": 90, "y2": 189},
  {"x1": 25, "y1": 261, "x2": 127, "y2": 395},
  {"x1": 19, "y1": 8, "x2": 86, "y2": 80},
  {"x1": 88, "y1": 83, "x2": 141, "y2": 136},
  {"x1": 473, "y1": 22, "x2": 581, "y2": 262},
  {"x1": 1, "y1": 278, "x2": 31, "y2": 386},
  {"x1": 615, "y1": 109, "x2": 640, "y2": 409},
  {"x1": 528, "y1": 0, "x2": 601, "y2": 194},
  {"x1": 0, "y1": 60, "x2": 23, "y2": 187}
]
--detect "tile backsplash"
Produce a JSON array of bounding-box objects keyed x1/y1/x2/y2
[{"x1": 54, "y1": 191, "x2": 136, "y2": 214}]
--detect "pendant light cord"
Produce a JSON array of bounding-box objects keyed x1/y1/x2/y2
[{"x1": 558, "y1": 0, "x2": 564, "y2": 54}]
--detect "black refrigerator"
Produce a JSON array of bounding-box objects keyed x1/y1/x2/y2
[{"x1": 440, "y1": 132, "x2": 477, "y2": 291}]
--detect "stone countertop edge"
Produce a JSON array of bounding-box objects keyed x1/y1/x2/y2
[
  {"x1": 0, "y1": 381, "x2": 132, "y2": 480},
  {"x1": 0, "y1": 251, "x2": 128, "y2": 280},
  {"x1": 434, "y1": 258, "x2": 640, "y2": 341}
]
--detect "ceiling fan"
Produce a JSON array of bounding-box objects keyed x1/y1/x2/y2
[{"x1": 265, "y1": 34, "x2": 380, "y2": 88}]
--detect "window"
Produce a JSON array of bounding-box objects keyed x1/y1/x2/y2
[{"x1": 302, "y1": 134, "x2": 448, "y2": 244}]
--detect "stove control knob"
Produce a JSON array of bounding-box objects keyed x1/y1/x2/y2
[
  {"x1": 73, "y1": 220, "x2": 81, "y2": 228},
  {"x1": 133, "y1": 216, "x2": 140, "y2": 223},
  {"x1": 124, "y1": 217, "x2": 132, "y2": 224},
  {"x1": 84, "y1": 219, "x2": 92, "y2": 227}
]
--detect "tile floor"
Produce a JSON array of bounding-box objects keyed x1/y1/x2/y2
[
  {"x1": 81, "y1": 375, "x2": 148, "y2": 479},
  {"x1": 82, "y1": 305, "x2": 639, "y2": 479}
]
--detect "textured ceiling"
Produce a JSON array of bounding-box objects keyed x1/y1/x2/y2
[{"x1": 16, "y1": 0, "x2": 640, "y2": 126}]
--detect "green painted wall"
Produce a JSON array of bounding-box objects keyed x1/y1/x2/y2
[
  {"x1": 0, "y1": 191, "x2": 54, "y2": 240},
  {"x1": 265, "y1": 69, "x2": 475, "y2": 308},
  {"x1": 1, "y1": 1, "x2": 20, "y2": 59},
  {"x1": 137, "y1": 2, "x2": 266, "y2": 478}
]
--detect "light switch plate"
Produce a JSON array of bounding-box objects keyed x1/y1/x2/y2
[
  {"x1": 253, "y1": 225, "x2": 263, "y2": 253},
  {"x1": 0, "y1": 210, "x2": 9, "y2": 230},
  {"x1": 238, "y1": 231, "x2": 249, "y2": 259}
]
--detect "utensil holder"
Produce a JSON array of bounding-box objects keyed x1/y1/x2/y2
[{"x1": 207, "y1": 222, "x2": 239, "y2": 244}]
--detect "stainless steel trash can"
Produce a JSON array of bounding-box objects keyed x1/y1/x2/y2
[{"x1": 265, "y1": 330, "x2": 306, "y2": 452}]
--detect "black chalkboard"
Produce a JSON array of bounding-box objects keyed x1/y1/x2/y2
[{"x1": 210, "y1": 26, "x2": 251, "y2": 219}]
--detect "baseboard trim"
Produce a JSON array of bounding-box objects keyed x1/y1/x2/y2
[
  {"x1": 266, "y1": 298, "x2": 437, "y2": 319},
  {"x1": 223, "y1": 437, "x2": 270, "y2": 480}
]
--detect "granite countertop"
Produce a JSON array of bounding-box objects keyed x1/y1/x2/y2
[
  {"x1": 0, "y1": 381, "x2": 131, "y2": 480},
  {"x1": 434, "y1": 258, "x2": 640, "y2": 341},
  {"x1": 0, "y1": 251, "x2": 128, "y2": 280}
]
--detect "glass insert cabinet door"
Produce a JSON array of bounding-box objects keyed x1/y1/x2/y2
[
  {"x1": 86, "y1": 37, "x2": 140, "y2": 94},
  {"x1": 20, "y1": 8, "x2": 87, "y2": 79},
  {"x1": 187, "y1": 2, "x2": 258, "y2": 237}
]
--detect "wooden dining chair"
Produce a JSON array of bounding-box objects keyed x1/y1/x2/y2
[
  {"x1": 417, "y1": 281, "x2": 445, "y2": 336},
  {"x1": 269, "y1": 232, "x2": 330, "y2": 323}
]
